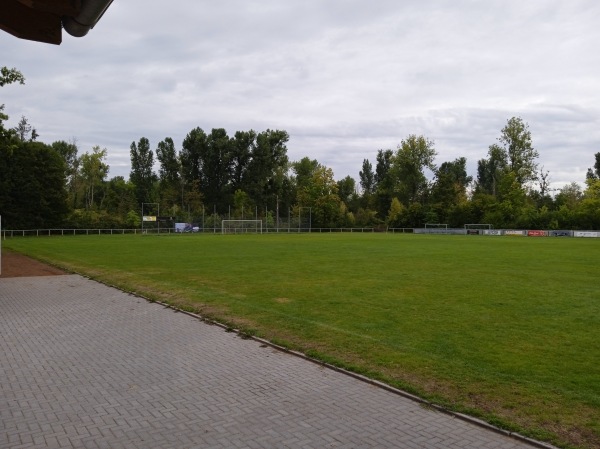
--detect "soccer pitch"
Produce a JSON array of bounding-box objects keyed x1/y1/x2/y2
[{"x1": 4, "y1": 233, "x2": 599, "y2": 448}]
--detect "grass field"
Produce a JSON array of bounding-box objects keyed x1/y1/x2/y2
[{"x1": 3, "y1": 233, "x2": 599, "y2": 449}]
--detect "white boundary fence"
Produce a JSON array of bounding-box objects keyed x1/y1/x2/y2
[
  {"x1": 2, "y1": 227, "x2": 388, "y2": 237},
  {"x1": 2, "y1": 227, "x2": 600, "y2": 238}
]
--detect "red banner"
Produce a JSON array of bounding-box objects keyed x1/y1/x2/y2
[{"x1": 527, "y1": 230, "x2": 547, "y2": 237}]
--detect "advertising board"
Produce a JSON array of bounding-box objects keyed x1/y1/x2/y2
[
  {"x1": 574, "y1": 231, "x2": 600, "y2": 238},
  {"x1": 504, "y1": 230, "x2": 526, "y2": 236},
  {"x1": 484, "y1": 230, "x2": 503, "y2": 236},
  {"x1": 527, "y1": 230, "x2": 547, "y2": 237}
]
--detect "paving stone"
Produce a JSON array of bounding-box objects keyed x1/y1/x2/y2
[{"x1": 1, "y1": 275, "x2": 547, "y2": 448}]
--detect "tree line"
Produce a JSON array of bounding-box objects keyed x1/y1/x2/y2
[{"x1": 1, "y1": 67, "x2": 600, "y2": 230}]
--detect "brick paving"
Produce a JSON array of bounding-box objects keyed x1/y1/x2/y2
[{"x1": 1, "y1": 275, "x2": 545, "y2": 448}]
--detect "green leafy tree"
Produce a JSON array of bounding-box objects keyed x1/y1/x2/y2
[
  {"x1": 156, "y1": 137, "x2": 181, "y2": 208},
  {"x1": 498, "y1": 117, "x2": 539, "y2": 187},
  {"x1": 573, "y1": 177, "x2": 600, "y2": 229},
  {"x1": 391, "y1": 135, "x2": 437, "y2": 205},
  {"x1": 180, "y1": 127, "x2": 207, "y2": 186},
  {"x1": 586, "y1": 152, "x2": 600, "y2": 180},
  {"x1": 430, "y1": 157, "x2": 472, "y2": 223},
  {"x1": 1, "y1": 67, "x2": 25, "y2": 141},
  {"x1": 292, "y1": 157, "x2": 320, "y2": 191},
  {"x1": 386, "y1": 197, "x2": 407, "y2": 228},
  {"x1": 202, "y1": 128, "x2": 233, "y2": 210},
  {"x1": 80, "y1": 146, "x2": 109, "y2": 210},
  {"x1": 337, "y1": 175, "x2": 356, "y2": 205},
  {"x1": 245, "y1": 129, "x2": 289, "y2": 208},
  {"x1": 230, "y1": 130, "x2": 256, "y2": 190},
  {"x1": 375, "y1": 149, "x2": 394, "y2": 189},
  {"x1": 0, "y1": 67, "x2": 25, "y2": 87},
  {"x1": 51, "y1": 139, "x2": 80, "y2": 208},
  {"x1": 156, "y1": 137, "x2": 180, "y2": 185},
  {"x1": 103, "y1": 176, "x2": 137, "y2": 222},
  {"x1": 374, "y1": 149, "x2": 395, "y2": 217},
  {"x1": 359, "y1": 158, "x2": 375, "y2": 195},
  {"x1": 51, "y1": 139, "x2": 78, "y2": 181},
  {"x1": 296, "y1": 163, "x2": 344, "y2": 228},
  {"x1": 12, "y1": 115, "x2": 37, "y2": 141},
  {"x1": 126, "y1": 209, "x2": 141, "y2": 228},
  {"x1": 0, "y1": 140, "x2": 67, "y2": 228},
  {"x1": 130, "y1": 137, "x2": 157, "y2": 206},
  {"x1": 554, "y1": 182, "x2": 583, "y2": 210},
  {"x1": 358, "y1": 158, "x2": 377, "y2": 216},
  {"x1": 232, "y1": 189, "x2": 253, "y2": 219}
]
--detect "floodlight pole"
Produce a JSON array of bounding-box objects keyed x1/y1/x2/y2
[{"x1": 276, "y1": 195, "x2": 280, "y2": 230}]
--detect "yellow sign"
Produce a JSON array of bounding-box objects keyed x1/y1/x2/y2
[{"x1": 143, "y1": 216, "x2": 157, "y2": 222}]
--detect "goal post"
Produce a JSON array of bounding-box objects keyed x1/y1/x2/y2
[
  {"x1": 424, "y1": 223, "x2": 448, "y2": 229},
  {"x1": 221, "y1": 220, "x2": 263, "y2": 234}
]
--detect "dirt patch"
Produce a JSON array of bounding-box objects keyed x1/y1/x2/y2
[{"x1": 0, "y1": 251, "x2": 67, "y2": 278}]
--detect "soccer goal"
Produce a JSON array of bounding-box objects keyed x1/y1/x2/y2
[
  {"x1": 221, "y1": 220, "x2": 263, "y2": 234},
  {"x1": 424, "y1": 223, "x2": 448, "y2": 229},
  {"x1": 464, "y1": 224, "x2": 492, "y2": 230}
]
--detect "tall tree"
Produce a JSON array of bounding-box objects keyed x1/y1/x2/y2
[
  {"x1": 80, "y1": 146, "x2": 109, "y2": 209},
  {"x1": 0, "y1": 140, "x2": 68, "y2": 228},
  {"x1": 292, "y1": 157, "x2": 320, "y2": 191},
  {"x1": 103, "y1": 176, "x2": 138, "y2": 222},
  {"x1": 359, "y1": 159, "x2": 375, "y2": 195},
  {"x1": 156, "y1": 137, "x2": 181, "y2": 209},
  {"x1": 51, "y1": 139, "x2": 80, "y2": 207},
  {"x1": 1, "y1": 67, "x2": 25, "y2": 141},
  {"x1": 130, "y1": 137, "x2": 157, "y2": 206},
  {"x1": 0, "y1": 105, "x2": 10, "y2": 142},
  {"x1": 373, "y1": 149, "x2": 395, "y2": 217},
  {"x1": 12, "y1": 116, "x2": 37, "y2": 141},
  {"x1": 498, "y1": 116, "x2": 538, "y2": 186},
  {"x1": 431, "y1": 157, "x2": 472, "y2": 205},
  {"x1": 337, "y1": 175, "x2": 356, "y2": 205},
  {"x1": 391, "y1": 135, "x2": 437, "y2": 205},
  {"x1": 245, "y1": 129, "x2": 289, "y2": 208},
  {"x1": 202, "y1": 128, "x2": 233, "y2": 210},
  {"x1": 230, "y1": 130, "x2": 256, "y2": 190},
  {"x1": 51, "y1": 139, "x2": 78, "y2": 178},
  {"x1": 375, "y1": 149, "x2": 394, "y2": 192},
  {"x1": 476, "y1": 144, "x2": 508, "y2": 196},
  {"x1": 296, "y1": 163, "x2": 343, "y2": 228},
  {"x1": 180, "y1": 127, "x2": 207, "y2": 185},
  {"x1": 156, "y1": 137, "x2": 180, "y2": 185},
  {"x1": 554, "y1": 182, "x2": 582, "y2": 210},
  {"x1": 586, "y1": 152, "x2": 600, "y2": 180}
]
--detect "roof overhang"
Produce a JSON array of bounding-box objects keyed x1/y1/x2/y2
[{"x1": 0, "y1": 0, "x2": 113, "y2": 45}]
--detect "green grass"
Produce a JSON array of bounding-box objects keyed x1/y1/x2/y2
[{"x1": 3, "y1": 233, "x2": 599, "y2": 448}]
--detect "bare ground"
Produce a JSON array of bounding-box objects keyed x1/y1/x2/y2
[{"x1": 0, "y1": 251, "x2": 66, "y2": 278}]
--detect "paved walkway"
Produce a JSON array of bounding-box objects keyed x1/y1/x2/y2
[{"x1": 1, "y1": 275, "x2": 546, "y2": 449}]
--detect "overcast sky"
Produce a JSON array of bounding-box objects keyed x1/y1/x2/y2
[{"x1": 2, "y1": 0, "x2": 600, "y2": 190}]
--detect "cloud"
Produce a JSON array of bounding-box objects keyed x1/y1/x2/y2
[{"x1": 1, "y1": 0, "x2": 599, "y2": 189}]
